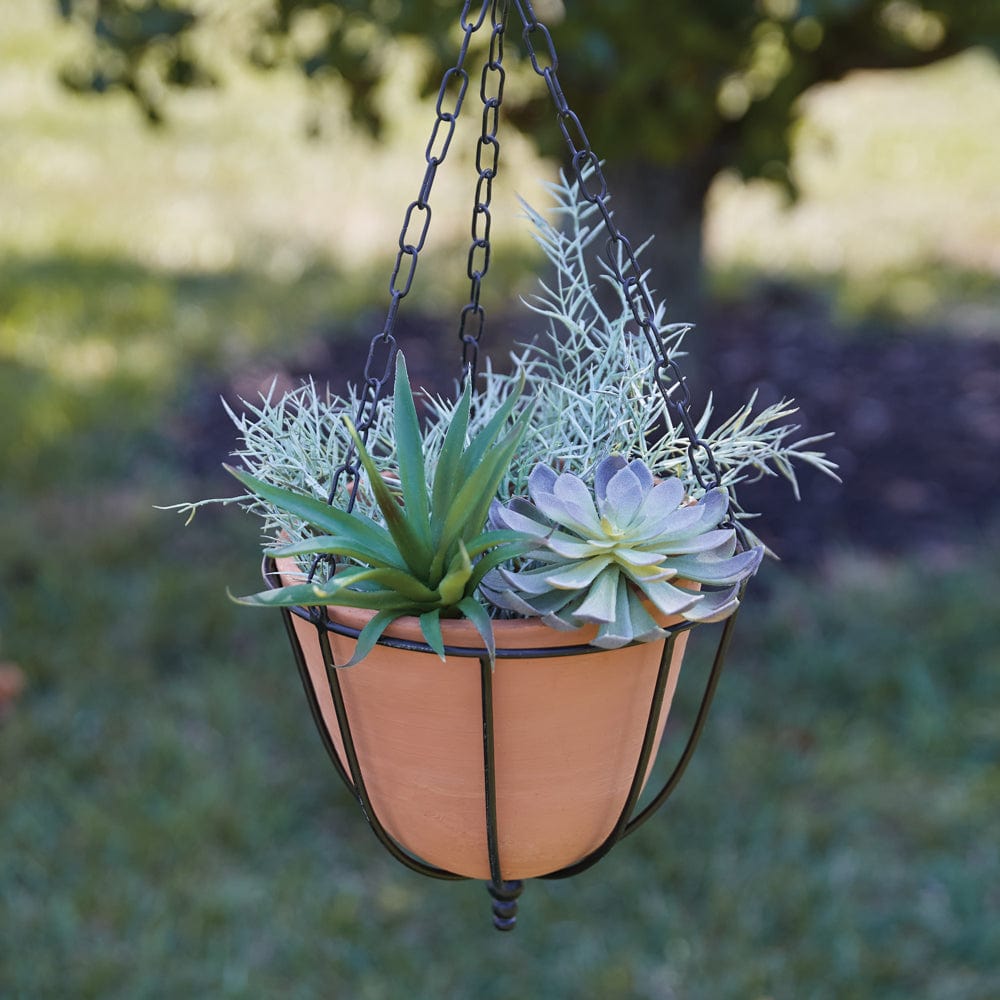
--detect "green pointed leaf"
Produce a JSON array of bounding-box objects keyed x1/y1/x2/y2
[
  {"x1": 435, "y1": 402, "x2": 534, "y2": 558},
  {"x1": 391, "y1": 353, "x2": 431, "y2": 549},
  {"x1": 430, "y1": 377, "x2": 472, "y2": 533},
  {"x1": 344, "y1": 418, "x2": 432, "y2": 576},
  {"x1": 342, "y1": 610, "x2": 399, "y2": 666},
  {"x1": 468, "y1": 537, "x2": 537, "y2": 592},
  {"x1": 329, "y1": 564, "x2": 441, "y2": 604},
  {"x1": 469, "y1": 402, "x2": 535, "y2": 523},
  {"x1": 437, "y1": 541, "x2": 473, "y2": 606},
  {"x1": 229, "y1": 582, "x2": 334, "y2": 608},
  {"x1": 464, "y1": 529, "x2": 535, "y2": 559},
  {"x1": 461, "y1": 368, "x2": 525, "y2": 472},
  {"x1": 457, "y1": 595, "x2": 496, "y2": 663},
  {"x1": 426, "y1": 395, "x2": 534, "y2": 584},
  {"x1": 229, "y1": 580, "x2": 412, "y2": 612},
  {"x1": 419, "y1": 609, "x2": 446, "y2": 661},
  {"x1": 226, "y1": 466, "x2": 395, "y2": 558},
  {"x1": 266, "y1": 533, "x2": 405, "y2": 570},
  {"x1": 312, "y1": 589, "x2": 417, "y2": 612}
]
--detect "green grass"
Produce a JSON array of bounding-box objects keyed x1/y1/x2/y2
[
  {"x1": 0, "y1": 0, "x2": 550, "y2": 291},
  {"x1": 706, "y1": 48, "x2": 1000, "y2": 324},
  {"x1": 0, "y1": 254, "x2": 379, "y2": 490},
  {"x1": 2, "y1": 2, "x2": 999, "y2": 996},
  {"x1": 3, "y1": 520, "x2": 998, "y2": 997}
]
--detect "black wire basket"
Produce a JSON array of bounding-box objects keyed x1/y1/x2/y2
[{"x1": 267, "y1": 557, "x2": 744, "y2": 930}]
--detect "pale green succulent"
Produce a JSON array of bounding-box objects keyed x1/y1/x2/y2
[{"x1": 481, "y1": 455, "x2": 764, "y2": 649}]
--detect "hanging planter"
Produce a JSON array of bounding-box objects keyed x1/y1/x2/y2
[
  {"x1": 272, "y1": 552, "x2": 696, "y2": 882},
  {"x1": 170, "y1": 0, "x2": 836, "y2": 929}
]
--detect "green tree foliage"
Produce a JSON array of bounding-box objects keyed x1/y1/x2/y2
[
  {"x1": 56, "y1": 0, "x2": 1000, "y2": 187},
  {"x1": 55, "y1": 1, "x2": 1000, "y2": 306}
]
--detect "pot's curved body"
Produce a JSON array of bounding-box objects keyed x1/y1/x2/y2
[{"x1": 277, "y1": 559, "x2": 691, "y2": 880}]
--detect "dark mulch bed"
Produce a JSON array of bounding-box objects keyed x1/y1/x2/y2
[
  {"x1": 181, "y1": 287, "x2": 1000, "y2": 566},
  {"x1": 699, "y1": 289, "x2": 1000, "y2": 562}
]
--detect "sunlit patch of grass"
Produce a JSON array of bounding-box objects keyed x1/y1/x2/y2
[
  {"x1": 0, "y1": 1, "x2": 550, "y2": 280},
  {"x1": 0, "y1": 256, "x2": 376, "y2": 487},
  {"x1": 707, "y1": 48, "x2": 1000, "y2": 325}
]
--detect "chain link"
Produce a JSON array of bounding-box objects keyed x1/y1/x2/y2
[
  {"x1": 313, "y1": 0, "x2": 494, "y2": 520},
  {"x1": 459, "y1": 0, "x2": 508, "y2": 383},
  {"x1": 306, "y1": 0, "x2": 493, "y2": 585},
  {"x1": 511, "y1": 0, "x2": 724, "y2": 494}
]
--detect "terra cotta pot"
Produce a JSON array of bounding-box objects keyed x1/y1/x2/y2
[{"x1": 276, "y1": 556, "x2": 692, "y2": 880}]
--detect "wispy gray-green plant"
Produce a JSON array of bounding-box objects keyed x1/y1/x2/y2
[
  {"x1": 171, "y1": 166, "x2": 836, "y2": 623},
  {"x1": 163, "y1": 375, "x2": 407, "y2": 544},
  {"x1": 483, "y1": 455, "x2": 764, "y2": 648},
  {"x1": 227, "y1": 353, "x2": 533, "y2": 663},
  {"x1": 424, "y1": 167, "x2": 838, "y2": 547}
]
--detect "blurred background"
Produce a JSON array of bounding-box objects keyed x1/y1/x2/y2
[{"x1": 1, "y1": 1, "x2": 998, "y2": 996}]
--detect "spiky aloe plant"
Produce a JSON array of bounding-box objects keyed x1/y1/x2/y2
[
  {"x1": 482, "y1": 455, "x2": 764, "y2": 649},
  {"x1": 229, "y1": 353, "x2": 534, "y2": 664}
]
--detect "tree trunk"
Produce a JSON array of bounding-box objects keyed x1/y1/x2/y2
[{"x1": 602, "y1": 158, "x2": 718, "y2": 325}]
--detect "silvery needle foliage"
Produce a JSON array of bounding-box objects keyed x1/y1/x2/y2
[
  {"x1": 482, "y1": 456, "x2": 764, "y2": 649},
  {"x1": 423, "y1": 168, "x2": 838, "y2": 549},
  {"x1": 173, "y1": 167, "x2": 834, "y2": 557}
]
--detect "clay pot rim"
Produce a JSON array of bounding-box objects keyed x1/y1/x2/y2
[{"x1": 267, "y1": 555, "x2": 698, "y2": 659}]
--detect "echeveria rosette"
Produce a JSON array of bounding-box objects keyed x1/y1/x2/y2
[{"x1": 481, "y1": 455, "x2": 764, "y2": 649}]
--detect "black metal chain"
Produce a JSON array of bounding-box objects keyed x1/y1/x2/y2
[
  {"x1": 459, "y1": 0, "x2": 508, "y2": 385},
  {"x1": 320, "y1": 0, "x2": 494, "y2": 523},
  {"x1": 511, "y1": 0, "x2": 723, "y2": 494},
  {"x1": 304, "y1": 1, "x2": 493, "y2": 585},
  {"x1": 317, "y1": 0, "x2": 722, "y2": 538}
]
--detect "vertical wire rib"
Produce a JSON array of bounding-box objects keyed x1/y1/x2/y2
[
  {"x1": 540, "y1": 631, "x2": 678, "y2": 880},
  {"x1": 315, "y1": 622, "x2": 464, "y2": 881},
  {"x1": 480, "y1": 655, "x2": 523, "y2": 929},
  {"x1": 280, "y1": 607, "x2": 354, "y2": 793},
  {"x1": 624, "y1": 604, "x2": 742, "y2": 835},
  {"x1": 480, "y1": 656, "x2": 503, "y2": 886}
]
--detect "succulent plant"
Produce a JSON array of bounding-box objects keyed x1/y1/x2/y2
[
  {"x1": 228, "y1": 352, "x2": 534, "y2": 664},
  {"x1": 481, "y1": 455, "x2": 764, "y2": 649}
]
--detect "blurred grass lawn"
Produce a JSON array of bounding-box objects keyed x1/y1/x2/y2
[
  {"x1": 706, "y1": 47, "x2": 1000, "y2": 324},
  {"x1": 1, "y1": 2, "x2": 999, "y2": 997}
]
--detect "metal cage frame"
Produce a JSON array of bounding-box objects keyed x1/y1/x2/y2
[{"x1": 267, "y1": 558, "x2": 743, "y2": 930}]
